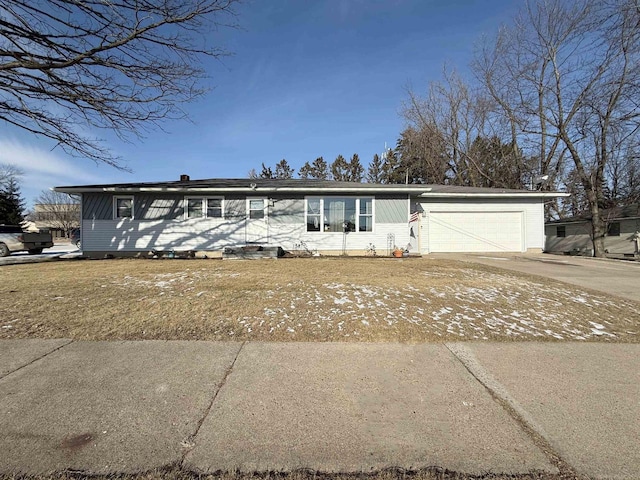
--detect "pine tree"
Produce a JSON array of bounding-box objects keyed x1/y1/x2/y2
[
  {"x1": 381, "y1": 149, "x2": 403, "y2": 184},
  {"x1": 366, "y1": 154, "x2": 384, "y2": 183},
  {"x1": 348, "y1": 154, "x2": 364, "y2": 182},
  {"x1": 275, "y1": 159, "x2": 295, "y2": 179},
  {"x1": 330, "y1": 155, "x2": 350, "y2": 181},
  {"x1": 300, "y1": 157, "x2": 329, "y2": 180},
  {"x1": 0, "y1": 176, "x2": 25, "y2": 225},
  {"x1": 298, "y1": 161, "x2": 313, "y2": 179},
  {"x1": 259, "y1": 163, "x2": 275, "y2": 179}
]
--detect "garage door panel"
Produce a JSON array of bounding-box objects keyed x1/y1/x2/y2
[{"x1": 428, "y1": 211, "x2": 523, "y2": 253}]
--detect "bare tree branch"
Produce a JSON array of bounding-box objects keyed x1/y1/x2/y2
[{"x1": 0, "y1": 0, "x2": 240, "y2": 169}]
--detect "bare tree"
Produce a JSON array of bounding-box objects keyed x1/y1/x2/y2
[
  {"x1": 402, "y1": 70, "x2": 528, "y2": 188},
  {"x1": 31, "y1": 190, "x2": 80, "y2": 237},
  {"x1": 473, "y1": 0, "x2": 640, "y2": 256},
  {"x1": 0, "y1": 0, "x2": 240, "y2": 169}
]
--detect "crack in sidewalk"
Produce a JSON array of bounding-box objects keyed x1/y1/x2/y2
[
  {"x1": 179, "y1": 341, "x2": 246, "y2": 464},
  {"x1": 445, "y1": 343, "x2": 583, "y2": 479},
  {"x1": 0, "y1": 339, "x2": 74, "y2": 381}
]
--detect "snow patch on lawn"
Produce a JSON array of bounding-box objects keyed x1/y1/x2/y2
[{"x1": 107, "y1": 267, "x2": 637, "y2": 341}]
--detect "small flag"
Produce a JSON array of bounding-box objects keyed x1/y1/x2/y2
[{"x1": 409, "y1": 211, "x2": 420, "y2": 223}]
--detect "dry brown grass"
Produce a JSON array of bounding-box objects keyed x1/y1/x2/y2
[
  {"x1": 0, "y1": 467, "x2": 578, "y2": 480},
  {"x1": 0, "y1": 463, "x2": 587, "y2": 480},
  {"x1": 1, "y1": 257, "x2": 638, "y2": 342}
]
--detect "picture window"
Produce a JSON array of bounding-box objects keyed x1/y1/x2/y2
[{"x1": 306, "y1": 197, "x2": 373, "y2": 233}]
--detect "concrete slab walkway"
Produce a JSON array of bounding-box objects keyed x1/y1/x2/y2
[{"x1": 0, "y1": 340, "x2": 638, "y2": 478}]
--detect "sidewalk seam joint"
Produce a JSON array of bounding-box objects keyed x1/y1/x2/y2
[
  {"x1": 444, "y1": 343, "x2": 578, "y2": 478},
  {"x1": 0, "y1": 339, "x2": 74, "y2": 381},
  {"x1": 179, "y1": 340, "x2": 246, "y2": 466}
]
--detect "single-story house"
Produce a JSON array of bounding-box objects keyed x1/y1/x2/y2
[
  {"x1": 545, "y1": 204, "x2": 640, "y2": 257},
  {"x1": 54, "y1": 177, "x2": 567, "y2": 258}
]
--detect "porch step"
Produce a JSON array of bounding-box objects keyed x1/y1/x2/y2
[{"x1": 222, "y1": 245, "x2": 284, "y2": 260}]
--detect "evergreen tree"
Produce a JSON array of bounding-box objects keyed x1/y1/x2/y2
[
  {"x1": 348, "y1": 154, "x2": 364, "y2": 182},
  {"x1": 274, "y1": 159, "x2": 295, "y2": 179},
  {"x1": 330, "y1": 155, "x2": 350, "y2": 181},
  {"x1": 300, "y1": 157, "x2": 329, "y2": 180},
  {"x1": 298, "y1": 161, "x2": 313, "y2": 179},
  {"x1": 366, "y1": 154, "x2": 384, "y2": 183},
  {"x1": 0, "y1": 176, "x2": 25, "y2": 225},
  {"x1": 259, "y1": 163, "x2": 275, "y2": 179},
  {"x1": 381, "y1": 149, "x2": 404, "y2": 184}
]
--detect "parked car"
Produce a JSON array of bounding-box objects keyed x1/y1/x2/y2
[
  {"x1": 70, "y1": 229, "x2": 81, "y2": 249},
  {"x1": 0, "y1": 225, "x2": 54, "y2": 256}
]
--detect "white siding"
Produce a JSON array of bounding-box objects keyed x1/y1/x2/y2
[
  {"x1": 81, "y1": 197, "x2": 546, "y2": 255},
  {"x1": 418, "y1": 198, "x2": 545, "y2": 253},
  {"x1": 81, "y1": 219, "x2": 410, "y2": 254}
]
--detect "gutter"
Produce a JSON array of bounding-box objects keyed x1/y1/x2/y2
[
  {"x1": 419, "y1": 192, "x2": 570, "y2": 198},
  {"x1": 54, "y1": 186, "x2": 435, "y2": 194}
]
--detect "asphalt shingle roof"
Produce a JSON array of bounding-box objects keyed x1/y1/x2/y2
[{"x1": 54, "y1": 177, "x2": 566, "y2": 197}]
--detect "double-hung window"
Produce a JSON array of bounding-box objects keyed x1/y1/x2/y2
[
  {"x1": 186, "y1": 197, "x2": 224, "y2": 219},
  {"x1": 114, "y1": 196, "x2": 134, "y2": 219},
  {"x1": 306, "y1": 197, "x2": 373, "y2": 233}
]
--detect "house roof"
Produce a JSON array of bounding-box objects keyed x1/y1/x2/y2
[
  {"x1": 546, "y1": 203, "x2": 640, "y2": 225},
  {"x1": 54, "y1": 177, "x2": 568, "y2": 198}
]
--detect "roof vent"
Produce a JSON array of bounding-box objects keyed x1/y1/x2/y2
[{"x1": 179, "y1": 174, "x2": 190, "y2": 182}]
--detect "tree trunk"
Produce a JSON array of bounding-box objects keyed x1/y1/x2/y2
[{"x1": 587, "y1": 190, "x2": 606, "y2": 257}]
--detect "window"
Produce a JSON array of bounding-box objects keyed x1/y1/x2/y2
[
  {"x1": 186, "y1": 197, "x2": 224, "y2": 219},
  {"x1": 249, "y1": 199, "x2": 265, "y2": 219},
  {"x1": 359, "y1": 198, "x2": 373, "y2": 232},
  {"x1": 306, "y1": 197, "x2": 373, "y2": 233},
  {"x1": 114, "y1": 196, "x2": 133, "y2": 219},
  {"x1": 607, "y1": 222, "x2": 620, "y2": 236},
  {"x1": 207, "y1": 198, "x2": 223, "y2": 218},
  {"x1": 306, "y1": 198, "x2": 321, "y2": 231},
  {"x1": 556, "y1": 225, "x2": 566, "y2": 237}
]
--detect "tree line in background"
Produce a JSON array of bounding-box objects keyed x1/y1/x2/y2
[{"x1": 253, "y1": 0, "x2": 640, "y2": 257}]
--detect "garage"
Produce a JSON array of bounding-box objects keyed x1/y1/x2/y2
[{"x1": 427, "y1": 211, "x2": 524, "y2": 253}]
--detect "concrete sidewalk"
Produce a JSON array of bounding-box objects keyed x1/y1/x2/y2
[{"x1": 0, "y1": 340, "x2": 638, "y2": 478}]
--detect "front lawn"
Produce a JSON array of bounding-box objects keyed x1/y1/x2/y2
[{"x1": 1, "y1": 257, "x2": 638, "y2": 342}]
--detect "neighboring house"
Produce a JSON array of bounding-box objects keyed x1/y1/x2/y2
[
  {"x1": 30, "y1": 203, "x2": 81, "y2": 239},
  {"x1": 53, "y1": 177, "x2": 567, "y2": 258},
  {"x1": 545, "y1": 204, "x2": 640, "y2": 257}
]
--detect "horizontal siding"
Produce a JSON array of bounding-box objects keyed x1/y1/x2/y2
[
  {"x1": 545, "y1": 218, "x2": 640, "y2": 254},
  {"x1": 81, "y1": 219, "x2": 246, "y2": 251},
  {"x1": 418, "y1": 198, "x2": 545, "y2": 253},
  {"x1": 80, "y1": 218, "x2": 411, "y2": 254},
  {"x1": 225, "y1": 197, "x2": 245, "y2": 219},
  {"x1": 271, "y1": 199, "x2": 304, "y2": 225}
]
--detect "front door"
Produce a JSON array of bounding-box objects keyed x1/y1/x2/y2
[{"x1": 246, "y1": 197, "x2": 269, "y2": 243}]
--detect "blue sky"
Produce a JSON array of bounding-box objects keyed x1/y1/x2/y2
[{"x1": 1, "y1": 0, "x2": 521, "y2": 207}]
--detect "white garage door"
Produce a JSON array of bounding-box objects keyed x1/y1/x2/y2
[{"x1": 428, "y1": 211, "x2": 524, "y2": 253}]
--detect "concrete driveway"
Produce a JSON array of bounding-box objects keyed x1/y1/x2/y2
[{"x1": 435, "y1": 253, "x2": 640, "y2": 302}]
